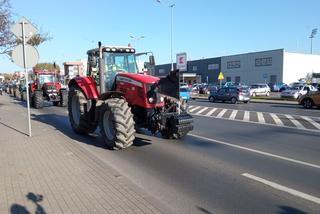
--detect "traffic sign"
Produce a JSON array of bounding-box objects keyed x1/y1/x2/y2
[
  {"x1": 10, "y1": 17, "x2": 38, "y2": 42},
  {"x1": 218, "y1": 72, "x2": 224, "y2": 80},
  {"x1": 176, "y1": 52, "x2": 187, "y2": 71},
  {"x1": 11, "y1": 44, "x2": 39, "y2": 68}
]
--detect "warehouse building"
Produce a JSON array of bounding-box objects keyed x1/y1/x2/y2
[{"x1": 155, "y1": 49, "x2": 320, "y2": 85}]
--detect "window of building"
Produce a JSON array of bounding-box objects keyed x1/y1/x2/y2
[
  {"x1": 192, "y1": 66, "x2": 197, "y2": 71},
  {"x1": 235, "y1": 76, "x2": 241, "y2": 83},
  {"x1": 227, "y1": 61, "x2": 240, "y2": 69},
  {"x1": 208, "y1": 63, "x2": 219, "y2": 70},
  {"x1": 255, "y1": 57, "x2": 272, "y2": 67},
  {"x1": 226, "y1": 77, "x2": 231, "y2": 82},
  {"x1": 270, "y1": 75, "x2": 277, "y2": 83}
]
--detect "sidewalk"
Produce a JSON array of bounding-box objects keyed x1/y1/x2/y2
[{"x1": 0, "y1": 94, "x2": 168, "y2": 214}]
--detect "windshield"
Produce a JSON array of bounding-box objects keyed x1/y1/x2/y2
[
  {"x1": 104, "y1": 52, "x2": 138, "y2": 74},
  {"x1": 39, "y1": 74, "x2": 55, "y2": 85}
]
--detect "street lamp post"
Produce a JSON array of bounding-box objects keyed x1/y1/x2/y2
[
  {"x1": 130, "y1": 35, "x2": 145, "y2": 51},
  {"x1": 169, "y1": 4, "x2": 175, "y2": 71},
  {"x1": 157, "y1": 1, "x2": 175, "y2": 71},
  {"x1": 309, "y1": 28, "x2": 317, "y2": 54}
]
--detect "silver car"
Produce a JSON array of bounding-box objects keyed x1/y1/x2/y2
[
  {"x1": 281, "y1": 85, "x2": 317, "y2": 100},
  {"x1": 249, "y1": 83, "x2": 271, "y2": 97}
]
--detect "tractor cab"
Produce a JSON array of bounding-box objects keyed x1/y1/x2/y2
[{"x1": 87, "y1": 46, "x2": 139, "y2": 91}]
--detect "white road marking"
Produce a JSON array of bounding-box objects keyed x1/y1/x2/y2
[
  {"x1": 229, "y1": 110, "x2": 238, "y2": 120},
  {"x1": 188, "y1": 105, "x2": 194, "y2": 109},
  {"x1": 188, "y1": 133, "x2": 320, "y2": 169},
  {"x1": 270, "y1": 113, "x2": 284, "y2": 126},
  {"x1": 196, "y1": 107, "x2": 209, "y2": 115},
  {"x1": 257, "y1": 112, "x2": 265, "y2": 123},
  {"x1": 301, "y1": 116, "x2": 320, "y2": 130},
  {"x1": 285, "y1": 114, "x2": 305, "y2": 129},
  {"x1": 189, "y1": 106, "x2": 201, "y2": 113},
  {"x1": 205, "y1": 108, "x2": 218, "y2": 116},
  {"x1": 216, "y1": 109, "x2": 227, "y2": 118},
  {"x1": 242, "y1": 173, "x2": 320, "y2": 205},
  {"x1": 243, "y1": 111, "x2": 250, "y2": 121}
]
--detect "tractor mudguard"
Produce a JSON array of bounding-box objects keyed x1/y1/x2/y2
[{"x1": 68, "y1": 76, "x2": 99, "y2": 100}]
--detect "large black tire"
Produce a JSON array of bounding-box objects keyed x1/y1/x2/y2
[
  {"x1": 302, "y1": 98, "x2": 313, "y2": 109},
  {"x1": 53, "y1": 101, "x2": 59, "y2": 106},
  {"x1": 231, "y1": 97, "x2": 237, "y2": 104},
  {"x1": 99, "y1": 98, "x2": 135, "y2": 150},
  {"x1": 33, "y1": 90, "x2": 43, "y2": 109},
  {"x1": 68, "y1": 87, "x2": 97, "y2": 134},
  {"x1": 60, "y1": 89, "x2": 67, "y2": 107}
]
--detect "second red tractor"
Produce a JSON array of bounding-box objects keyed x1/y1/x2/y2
[{"x1": 28, "y1": 69, "x2": 67, "y2": 108}]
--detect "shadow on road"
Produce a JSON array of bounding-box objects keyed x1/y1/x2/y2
[
  {"x1": 31, "y1": 113, "x2": 152, "y2": 149},
  {"x1": 196, "y1": 205, "x2": 214, "y2": 214},
  {"x1": 277, "y1": 205, "x2": 307, "y2": 214},
  {"x1": 10, "y1": 192, "x2": 46, "y2": 214},
  {"x1": 0, "y1": 121, "x2": 28, "y2": 136}
]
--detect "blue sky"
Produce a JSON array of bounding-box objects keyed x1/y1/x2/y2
[{"x1": 1, "y1": 0, "x2": 319, "y2": 72}]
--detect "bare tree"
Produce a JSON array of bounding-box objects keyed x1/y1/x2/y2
[
  {"x1": 0, "y1": 0, "x2": 14, "y2": 54},
  {"x1": 0, "y1": 0, "x2": 51, "y2": 55}
]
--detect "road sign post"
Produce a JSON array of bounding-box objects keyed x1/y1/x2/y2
[
  {"x1": 11, "y1": 17, "x2": 39, "y2": 137},
  {"x1": 218, "y1": 72, "x2": 224, "y2": 88}
]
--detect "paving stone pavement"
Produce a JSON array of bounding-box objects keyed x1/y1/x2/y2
[{"x1": 0, "y1": 94, "x2": 169, "y2": 214}]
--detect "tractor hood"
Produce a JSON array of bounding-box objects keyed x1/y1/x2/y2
[
  {"x1": 117, "y1": 71, "x2": 180, "y2": 100},
  {"x1": 42, "y1": 82, "x2": 61, "y2": 92},
  {"x1": 118, "y1": 73, "x2": 159, "y2": 85}
]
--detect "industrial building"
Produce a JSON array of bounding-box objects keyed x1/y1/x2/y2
[{"x1": 154, "y1": 49, "x2": 320, "y2": 85}]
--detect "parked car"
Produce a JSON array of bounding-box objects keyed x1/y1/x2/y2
[
  {"x1": 298, "y1": 91, "x2": 320, "y2": 109},
  {"x1": 268, "y1": 83, "x2": 288, "y2": 92},
  {"x1": 208, "y1": 86, "x2": 250, "y2": 104},
  {"x1": 180, "y1": 83, "x2": 189, "y2": 88},
  {"x1": 180, "y1": 87, "x2": 190, "y2": 102},
  {"x1": 249, "y1": 83, "x2": 271, "y2": 97},
  {"x1": 281, "y1": 85, "x2": 317, "y2": 100}
]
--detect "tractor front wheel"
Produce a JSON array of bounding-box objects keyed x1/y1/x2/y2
[
  {"x1": 99, "y1": 98, "x2": 135, "y2": 150},
  {"x1": 33, "y1": 90, "x2": 43, "y2": 109},
  {"x1": 68, "y1": 87, "x2": 97, "y2": 134}
]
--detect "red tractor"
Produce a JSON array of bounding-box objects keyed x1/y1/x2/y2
[
  {"x1": 29, "y1": 69, "x2": 67, "y2": 108},
  {"x1": 68, "y1": 42, "x2": 193, "y2": 150}
]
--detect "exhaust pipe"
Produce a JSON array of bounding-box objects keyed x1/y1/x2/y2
[{"x1": 98, "y1": 41, "x2": 106, "y2": 94}]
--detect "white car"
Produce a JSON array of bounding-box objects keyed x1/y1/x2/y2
[
  {"x1": 249, "y1": 83, "x2": 271, "y2": 97},
  {"x1": 280, "y1": 85, "x2": 317, "y2": 100}
]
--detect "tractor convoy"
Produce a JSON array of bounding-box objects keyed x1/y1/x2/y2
[{"x1": 4, "y1": 42, "x2": 194, "y2": 150}]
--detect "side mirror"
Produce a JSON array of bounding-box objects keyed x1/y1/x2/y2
[{"x1": 149, "y1": 55, "x2": 155, "y2": 65}]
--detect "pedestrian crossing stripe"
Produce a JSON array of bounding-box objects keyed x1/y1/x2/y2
[{"x1": 187, "y1": 105, "x2": 320, "y2": 132}]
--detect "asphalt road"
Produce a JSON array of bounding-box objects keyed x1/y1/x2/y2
[
  {"x1": 189, "y1": 98, "x2": 320, "y2": 118},
  {"x1": 14, "y1": 98, "x2": 320, "y2": 213}
]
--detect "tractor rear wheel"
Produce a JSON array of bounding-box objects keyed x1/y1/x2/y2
[
  {"x1": 53, "y1": 101, "x2": 59, "y2": 106},
  {"x1": 99, "y1": 98, "x2": 135, "y2": 150},
  {"x1": 33, "y1": 90, "x2": 43, "y2": 109},
  {"x1": 60, "y1": 89, "x2": 67, "y2": 107},
  {"x1": 68, "y1": 87, "x2": 97, "y2": 134}
]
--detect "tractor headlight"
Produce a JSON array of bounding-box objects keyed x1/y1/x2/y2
[
  {"x1": 160, "y1": 96, "x2": 164, "y2": 102},
  {"x1": 148, "y1": 97, "x2": 154, "y2": 103}
]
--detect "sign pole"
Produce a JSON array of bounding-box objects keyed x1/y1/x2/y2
[{"x1": 21, "y1": 21, "x2": 32, "y2": 137}]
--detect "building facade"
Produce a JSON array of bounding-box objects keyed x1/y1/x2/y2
[{"x1": 155, "y1": 49, "x2": 320, "y2": 85}]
